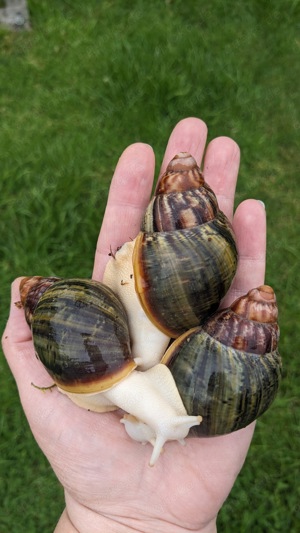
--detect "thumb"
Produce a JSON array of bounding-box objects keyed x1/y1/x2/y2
[
  {"x1": 2, "y1": 277, "x2": 55, "y2": 403},
  {"x1": 2, "y1": 277, "x2": 32, "y2": 345}
]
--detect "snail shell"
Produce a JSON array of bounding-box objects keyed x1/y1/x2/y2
[
  {"x1": 161, "y1": 285, "x2": 282, "y2": 436},
  {"x1": 132, "y1": 152, "x2": 238, "y2": 338},
  {"x1": 20, "y1": 276, "x2": 61, "y2": 326},
  {"x1": 20, "y1": 277, "x2": 136, "y2": 395}
]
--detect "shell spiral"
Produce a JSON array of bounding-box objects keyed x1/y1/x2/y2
[
  {"x1": 133, "y1": 152, "x2": 238, "y2": 337},
  {"x1": 161, "y1": 285, "x2": 282, "y2": 436}
]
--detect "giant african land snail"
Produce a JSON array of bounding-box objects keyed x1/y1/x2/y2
[{"x1": 18, "y1": 153, "x2": 281, "y2": 465}]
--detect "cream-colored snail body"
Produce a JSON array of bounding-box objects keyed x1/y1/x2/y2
[
  {"x1": 161, "y1": 285, "x2": 282, "y2": 435},
  {"x1": 103, "y1": 240, "x2": 170, "y2": 371},
  {"x1": 19, "y1": 276, "x2": 201, "y2": 466}
]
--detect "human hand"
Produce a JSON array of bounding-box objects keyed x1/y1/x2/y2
[{"x1": 2, "y1": 117, "x2": 266, "y2": 533}]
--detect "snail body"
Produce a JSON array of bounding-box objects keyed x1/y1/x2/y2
[
  {"x1": 20, "y1": 276, "x2": 201, "y2": 466},
  {"x1": 103, "y1": 240, "x2": 170, "y2": 371},
  {"x1": 161, "y1": 285, "x2": 282, "y2": 436}
]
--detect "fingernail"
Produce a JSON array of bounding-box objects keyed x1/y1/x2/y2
[{"x1": 257, "y1": 200, "x2": 265, "y2": 209}]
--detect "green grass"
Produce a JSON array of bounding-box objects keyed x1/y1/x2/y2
[{"x1": 0, "y1": 0, "x2": 299, "y2": 531}]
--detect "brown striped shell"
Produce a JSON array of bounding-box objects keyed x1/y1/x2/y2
[
  {"x1": 161, "y1": 285, "x2": 282, "y2": 435},
  {"x1": 132, "y1": 152, "x2": 238, "y2": 338},
  {"x1": 142, "y1": 153, "x2": 218, "y2": 232},
  {"x1": 20, "y1": 277, "x2": 136, "y2": 393},
  {"x1": 20, "y1": 276, "x2": 60, "y2": 326}
]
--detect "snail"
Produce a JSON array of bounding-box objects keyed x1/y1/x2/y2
[
  {"x1": 103, "y1": 151, "x2": 238, "y2": 366},
  {"x1": 18, "y1": 152, "x2": 281, "y2": 464},
  {"x1": 19, "y1": 276, "x2": 202, "y2": 466},
  {"x1": 161, "y1": 285, "x2": 282, "y2": 436}
]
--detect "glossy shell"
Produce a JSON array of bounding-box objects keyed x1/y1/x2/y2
[
  {"x1": 142, "y1": 153, "x2": 218, "y2": 232},
  {"x1": 162, "y1": 286, "x2": 282, "y2": 435},
  {"x1": 20, "y1": 276, "x2": 60, "y2": 326},
  {"x1": 25, "y1": 278, "x2": 136, "y2": 393},
  {"x1": 133, "y1": 213, "x2": 237, "y2": 338},
  {"x1": 133, "y1": 153, "x2": 238, "y2": 337}
]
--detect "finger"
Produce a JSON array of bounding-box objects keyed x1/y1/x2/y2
[
  {"x1": 2, "y1": 277, "x2": 31, "y2": 345},
  {"x1": 92, "y1": 143, "x2": 155, "y2": 280},
  {"x1": 2, "y1": 278, "x2": 55, "y2": 400},
  {"x1": 222, "y1": 199, "x2": 266, "y2": 307},
  {"x1": 202, "y1": 136, "x2": 240, "y2": 221},
  {"x1": 158, "y1": 117, "x2": 208, "y2": 177}
]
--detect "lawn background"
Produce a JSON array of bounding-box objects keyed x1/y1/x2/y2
[{"x1": 0, "y1": 1, "x2": 299, "y2": 531}]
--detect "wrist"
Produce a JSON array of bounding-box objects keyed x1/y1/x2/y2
[{"x1": 54, "y1": 506, "x2": 217, "y2": 533}]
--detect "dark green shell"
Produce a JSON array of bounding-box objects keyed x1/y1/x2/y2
[
  {"x1": 134, "y1": 211, "x2": 238, "y2": 338},
  {"x1": 133, "y1": 153, "x2": 238, "y2": 338},
  {"x1": 163, "y1": 328, "x2": 282, "y2": 436},
  {"x1": 31, "y1": 278, "x2": 135, "y2": 393}
]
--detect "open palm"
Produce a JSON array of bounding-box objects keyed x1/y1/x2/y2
[{"x1": 2, "y1": 118, "x2": 266, "y2": 533}]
